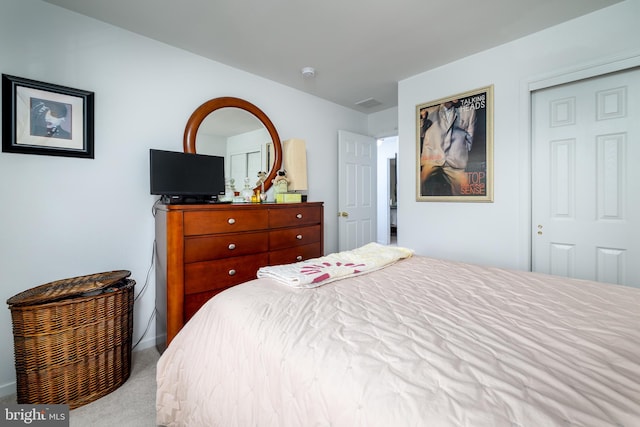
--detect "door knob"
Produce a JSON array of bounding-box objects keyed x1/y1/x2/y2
[{"x1": 338, "y1": 211, "x2": 349, "y2": 217}]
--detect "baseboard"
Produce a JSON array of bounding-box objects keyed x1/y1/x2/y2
[
  {"x1": 132, "y1": 335, "x2": 157, "y2": 352},
  {"x1": 0, "y1": 382, "x2": 15, "y2": 401}
]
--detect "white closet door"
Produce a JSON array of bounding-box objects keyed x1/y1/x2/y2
[{"x1": 532, "y1": 67, "x2": 640, "y2": 287}]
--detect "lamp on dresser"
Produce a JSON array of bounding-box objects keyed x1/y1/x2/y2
[{"x1": 279, "y1": 138, "x2": 308, "y2": 203}]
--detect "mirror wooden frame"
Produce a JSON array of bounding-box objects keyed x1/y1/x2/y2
[{"x1": 183, "y1": 96, "x2": 282, "y2": 194}]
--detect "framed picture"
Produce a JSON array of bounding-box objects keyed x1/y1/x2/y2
[
  {"x1": 2, "y1": 74, "x2": 94, "y2": 158},
  {"x1": 416, "y1": 85, "x2": 493, "y2": 202}
]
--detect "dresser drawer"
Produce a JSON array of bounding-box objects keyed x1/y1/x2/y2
[
  {"x1": 184, "y1": 290, "x2": 222, "y2": 321},
  {"x1": 269, "y1": 205, "x2": 322, "y2": 228},
  {"x1": 183, "y1": 209, "x2": 269, "y2": 236},
  {"x1": 269, "y1": 224, "x2": 321, "y2": 250},
  {"x1": 184, "y1": 252, "x2": 268, "y2": 294},
  {"x1": 268, "y1": 242, "x2": 321, "y2": 265},
  {"x1": 184, "y1": 232, "x2": 268, "y2": 263},
  {"x1": 156, "y1": 202, "x2": 323, "y2": 350}
]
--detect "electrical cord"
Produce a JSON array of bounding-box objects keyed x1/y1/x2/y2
[
  {"x1": 132, "y1": 207, "x2": 158, "y2": 349},
  {"x1": 134, "y1": 240, "x2": 155, "y2": 302},
  {"x1": 133, "y1": 308, "x2": 157, "y2": 350},
  {"x1": 152, "y1": 197, "x2": 162, "y2": 217}
]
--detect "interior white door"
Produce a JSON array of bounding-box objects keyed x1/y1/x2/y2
[
  {"x1": 338, "y1": 130, "x2": 377, "y2": 252},
  {"x1": 247, "y1": 150, "x2": 261, "y2": 183},
  {"x1": 229, "y1": 150, "x2": 261, "y2": 189},
  {"x1": 229, "y1": 153, "x2": 246, "y2": 189},
  {"x1": 532, "y1": 67, "x2": 640, "y2": 287}
]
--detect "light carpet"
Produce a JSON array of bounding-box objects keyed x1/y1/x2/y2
[{"x1": 1, "y1": 346, "x2": 160, "y2": 427}]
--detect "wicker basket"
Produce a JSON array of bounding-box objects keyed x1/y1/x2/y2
[{"x1": 6, "y1": 271, "x2": 135, "y2": 409}]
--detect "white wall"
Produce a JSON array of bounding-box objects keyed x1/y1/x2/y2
[
  {"x1": 398, "y1": 0, "x2": 640, "y2": 270},
  {"x1": 368, "y1": 107, "x2": 398, "y2": 138},
  {"x1": 0, "y1": 0, "x2": 367, "y2": 396}
]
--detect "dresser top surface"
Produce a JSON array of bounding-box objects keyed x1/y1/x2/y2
[{"x1": 157, "y1": 201, "x2": 324, "y2": 212}]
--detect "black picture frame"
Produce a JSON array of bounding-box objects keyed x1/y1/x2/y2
[{"x1": 2, "y1": 74, "x2": 94, "y2": 159}]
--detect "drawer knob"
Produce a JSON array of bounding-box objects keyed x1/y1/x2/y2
[
  {"x1": 296, "y1": 255, "x2": 303, "y2": 261},
  {"x1": 296, "y1": 213, "x2": 303, "y2": 219},
  {"x1": 228, "y1": 218, "x2": 236, "y2": 225},
  {"x1": 228, "y1": 243, "x2": 236, "y2": 250},
  {"x1": 296, "y1": 234, "x2": 303, "y2": 240},
  {"x1": 228, "y1": 269, "x2": 236, "y2": 276}
]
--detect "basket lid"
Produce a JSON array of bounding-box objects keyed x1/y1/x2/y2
[{"x1": 6, "y1": 270, "x2": 131, "y2": 307}]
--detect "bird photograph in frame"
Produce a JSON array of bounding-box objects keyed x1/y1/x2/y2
[
  {"x1": 2, "y1": 74, "x2": 94, "y2": 159},
  {"x1": 416, "y1": 85, "x2": 494, "y2": 202}
]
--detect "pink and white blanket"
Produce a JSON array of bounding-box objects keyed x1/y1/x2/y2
[{"x1": 257, "y1": 242, "x2": 413, "y2": 288}]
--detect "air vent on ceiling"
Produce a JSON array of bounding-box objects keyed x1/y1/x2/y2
[{"x1": 355, "y1": 97, "x2": 382, "y2": 109}]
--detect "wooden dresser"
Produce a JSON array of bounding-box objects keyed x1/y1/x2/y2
[{"x1": 155, "y1": 201, "x2": 324, "y2": 351}]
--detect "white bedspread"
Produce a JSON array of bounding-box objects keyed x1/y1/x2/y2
[{"x1": 156, "y1": 255, "x2": 640, "y2": 427}]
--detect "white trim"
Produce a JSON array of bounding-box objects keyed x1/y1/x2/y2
[{"x1": 528, "y1": 51, "x2": 640, "y2": 92}]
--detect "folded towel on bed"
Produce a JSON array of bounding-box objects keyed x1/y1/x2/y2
[{"x1": 257, "y1": 242, "x2": 413, "y2": 288}]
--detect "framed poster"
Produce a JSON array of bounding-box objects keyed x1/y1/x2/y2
[
  {"x1": 416, "y1": 85, "x2": 493, "y2": 202},
  {"x1": 2, "y1": 74, "x2": 94, "y2": 158}
]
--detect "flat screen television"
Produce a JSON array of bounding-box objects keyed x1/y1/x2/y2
[{"x1": 150, "y1": 149, "x2": 225, "y2": 203}]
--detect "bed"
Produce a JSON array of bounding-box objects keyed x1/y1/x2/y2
[{"x1": 156, "y1": 245, "x2": 640, "y2": 426}]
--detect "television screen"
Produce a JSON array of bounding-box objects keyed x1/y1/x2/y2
[{"x1": 150, "y1": 149, "x2": 225, "y2": 201}]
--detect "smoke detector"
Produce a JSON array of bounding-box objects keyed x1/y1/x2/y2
[{"x1": 301, "y1": 67, "x2": 316, "y2": 78}]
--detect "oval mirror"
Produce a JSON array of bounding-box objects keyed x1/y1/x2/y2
[{"x1": 183, "y1": 97, "x2": 282, "y2": 194}]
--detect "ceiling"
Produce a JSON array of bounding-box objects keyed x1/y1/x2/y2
[{"x1": 43, "y1": 0, "x2": 620, "y2": 113}]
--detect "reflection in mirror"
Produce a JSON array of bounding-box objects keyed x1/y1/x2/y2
[
  {"x1": 195, "y1": 108, "x2": 272, "y2": 193},
  {"x1": 183, "y1": 97, "x2": 282, "y2": 196}
]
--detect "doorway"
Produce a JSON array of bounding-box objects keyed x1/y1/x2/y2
[
  {"x1": 377, "y1": 136, "x2": 399, "y2": 245},
  {"x1": 337, "y1": 131, "x2": 398, "y2": 250}
]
